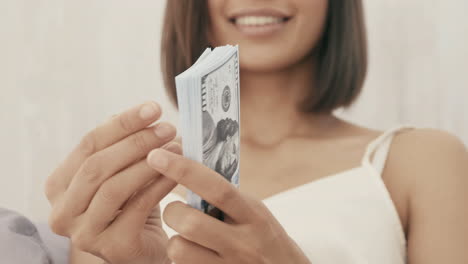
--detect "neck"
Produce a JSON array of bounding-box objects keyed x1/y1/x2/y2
[{"x1": 240, "y1": 57, "x2": 337, "y2": 148}]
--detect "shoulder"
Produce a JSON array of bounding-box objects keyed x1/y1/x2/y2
[
  {"x1": 394, "y1": 127, "x2": 465, "y2": 149},
  {"x1": 384, "y1": 128, "x2": 468, "y2": 226},
  {"x1": 388, "y1": 128, "x2": 467, "y2": 174},
  {"x1": 386, "y1": 129, "x2": 468, "y2": 261},
  {"x1": 386, "y1": 128, "x2": 467, "y2": 185},
  {"x1": 380, "y1": 128, "x2": 468, "y2": 234}
]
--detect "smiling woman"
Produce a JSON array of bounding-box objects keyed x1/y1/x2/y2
[
  {"x1": 35, "y1": 0, "x2": 468, "y2": 264},
  {"x1": 162, "y1": 0, "x2": 367, "y2": 113}
]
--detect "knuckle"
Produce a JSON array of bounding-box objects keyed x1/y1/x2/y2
[
  {"x1": 213, "y1": 185, "x2": 236, "y2": 208},
  {"x1": 78, "y1": 131, "x2": 98, "y2": 156},
  {"x1": 80, "y1": 155, "x2": 102, "y2": 184},
  {"x1": 98, "y1": 181, "x2": 122, "y2": 204},
  {"x1": 131, "y1": 132, "x2": 150, "y2": 155},
  {"x1": 166, "y1": 235, "x2": 185, "y2": 262},
  {"x1": 132, "y1": 194, "x2": 152, "y2": 212},
  {"x1": 48, "y1": 209, "x2": 68, "y2": 236},
  {"x1": 251, "y1": 203, "x2": 270, "y2": 223},
  {"x1": 71, "y1": 230, "x2": 94, "y2": 252},
  {"x1": 98, "y1": 244, "x2": 116, "y2": 261},
  {"x1": 118, "y1": 112, "x2": 135, "y2": 133}
]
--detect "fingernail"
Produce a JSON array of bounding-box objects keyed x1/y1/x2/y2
[
  {"x1": 148, "y1": 149, "x2": 168, "y2": 171},
  {"x1": 139, "y1": 102, "x2": 160, "y2": 120},
  {"x1": 154, "y1": 123, "x2": 175, "y2": 139}
]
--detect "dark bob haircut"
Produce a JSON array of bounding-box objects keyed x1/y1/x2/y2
[{"x1": 161, "y1": 0, "x2": 367, "y2": 113}]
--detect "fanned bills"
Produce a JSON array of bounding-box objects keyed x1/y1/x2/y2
[{"x1": 175, "y1": 45, "x2": 240, "y2": 220}]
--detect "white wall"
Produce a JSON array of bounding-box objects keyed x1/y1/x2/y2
[
  {"x1": 1, "y1": 0, "x2": 467, "y2": 221},
  {"x1": 341, "y1": 1, "x2": 468, "y2": 133}
]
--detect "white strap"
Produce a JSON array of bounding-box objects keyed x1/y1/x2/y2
[
  {"x1": 362, "y1": 126, "x2": 413, "y2": 176},
  {"x1": 372, "y1": 135, "x2": 394, "y2": 174}
]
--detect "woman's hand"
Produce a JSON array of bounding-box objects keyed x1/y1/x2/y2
[
  {"x1": 147, "y1": 149, "x2": 311, "y2": 264},
  {"x1": 45, "y1": 102, "x2": 180, "y2": 264}
]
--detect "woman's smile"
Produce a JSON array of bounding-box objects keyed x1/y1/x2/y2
[
  {"x1": 228, "y1": 8, "x2": 292, "y2": 37},
  {"x1": 208, "y1": 0, "x2": 327, "y2": 72}
]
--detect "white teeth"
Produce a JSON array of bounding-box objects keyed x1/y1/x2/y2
[{"x1": 235, "y1": 16, "x2": 284, "y2": 26}]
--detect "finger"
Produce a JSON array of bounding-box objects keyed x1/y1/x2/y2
[
  {"x1": 147, "y1": 149, "x2": 253, "y2": 223},
  {"x1": 83, "y1": 142, "x2": 182, "y2": 233},
  {"x1": 166, "y1": 235, "x2": 221, "y2": 264},
  {"x1": 62, "y1": 123, "x2": 176, "y2": 218},
  {"x1": 163, "y1": 201, "x2": 234, "y2": 253},
  {"x1": 106, "y1": 177, "x2": 175, "y2": 238},
  {"x1": 105, "y1": 144, "x2": 183, "y2": 237},
  {"x1": 45, "y1": 101, "x2": 162, "y2": 203}
]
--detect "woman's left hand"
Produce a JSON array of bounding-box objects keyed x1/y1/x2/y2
[{"x1": 146, "y1": 148, "x2": 310, "y2": 264}]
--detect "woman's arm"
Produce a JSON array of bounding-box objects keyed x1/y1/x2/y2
[{"x1": 389, "y1": 129, "x2": 468, "y2": 263}]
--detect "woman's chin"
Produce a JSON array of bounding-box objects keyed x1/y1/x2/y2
[
  {"x1": 239, "y1": 57, "x2": 284, "y2": 73},
  {"x1": 238, "y1": 48, "x2": 309, "y2": 74},
  {"x1": 240, "y1": 60, "x2": 295, "y2": 74}
]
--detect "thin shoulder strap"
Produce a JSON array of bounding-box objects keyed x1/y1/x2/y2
[{"x1": 362, "y1": 126, "x2": 413, "y2": 176}]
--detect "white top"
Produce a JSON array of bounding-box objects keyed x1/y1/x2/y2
[{"x1": 161, "y1": 127, "x2": 409, "y2": 264}]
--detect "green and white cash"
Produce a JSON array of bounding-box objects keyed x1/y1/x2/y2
[{"x1": 175, "y1": 45, "x2": 240, "y2": 220}]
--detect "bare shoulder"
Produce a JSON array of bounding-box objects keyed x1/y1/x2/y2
[
  {"x1": 382, "y1": 129, "x2": 468, "y2": 232},
  {"x1": 383, "y1": 128, "x2": 468, "y2": 241},
  {"x1": 389, "y1": 128, "x2": 467, "y2": 174},
  {"x1": 386, "y1": 128, "x2": 467, "y2": 189},
  {"x1": 394, "y1": 128, "x2": 466, "y2": 151}
]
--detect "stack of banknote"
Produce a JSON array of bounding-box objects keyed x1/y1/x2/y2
[{"x1": 175, "y1": 45, "x2": 240, "y2": 220}]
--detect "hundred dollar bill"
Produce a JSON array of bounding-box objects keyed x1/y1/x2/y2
[{"x1": 175, "y1": 45, "x2": 240, "y2": 220}]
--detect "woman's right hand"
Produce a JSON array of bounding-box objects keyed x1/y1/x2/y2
[{"x1": 44, "y1": 101, "x2": 180, "y2": 264}]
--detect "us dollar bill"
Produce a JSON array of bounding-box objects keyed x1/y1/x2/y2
[{"x1": 186, "y1": 47, "x2": 240, "y2": 220}]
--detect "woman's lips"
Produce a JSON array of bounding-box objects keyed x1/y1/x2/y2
[
  {"x1": 229, "y1": 12, "x2": 291, "y2": 37},
  {"x1": 235, "y1": 16, "x2": 286, "y2": 26}
]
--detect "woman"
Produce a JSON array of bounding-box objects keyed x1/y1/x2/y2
[{"x1": 45, "y1": 1, "x2": 468, "y2": 263}]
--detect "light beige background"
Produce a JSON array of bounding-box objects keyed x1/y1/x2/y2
[{"x1": 1, "y1": 0, "x2": 467, "y2": 221}]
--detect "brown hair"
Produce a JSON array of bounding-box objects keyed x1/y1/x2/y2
[{"x1": 161, "y1": 0, "x2": 367, "y2": 113}]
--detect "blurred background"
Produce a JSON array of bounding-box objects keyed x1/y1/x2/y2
[{"x1": 1, "y1": 0, "x2": 467, "y2": 221}]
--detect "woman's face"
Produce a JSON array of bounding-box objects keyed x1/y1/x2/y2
[{"x1": 207, "y1": 0, "x2": 328, "y2": 72}]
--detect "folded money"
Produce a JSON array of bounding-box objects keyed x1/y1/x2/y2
[{"x1": 175, "y1": 45, "x2": 240, "y2": 220}]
